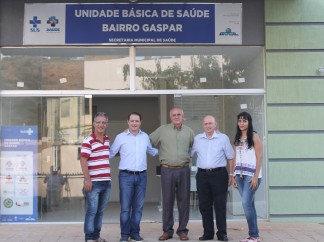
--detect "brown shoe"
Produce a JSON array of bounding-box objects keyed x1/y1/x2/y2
[
  {"x1": 179, "y1": 233, "x2": 189, "y2": 241},
  {"x1": 158, "y1": 233, "x2": 173, "y2": 241}
]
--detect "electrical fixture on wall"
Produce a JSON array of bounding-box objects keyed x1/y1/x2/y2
[
  {"x1": 128, "y1": 0, "x2": 139, "y2": 3},
  {"x1": 317, "y1": 67, "x2": 324, "y2": 75}
]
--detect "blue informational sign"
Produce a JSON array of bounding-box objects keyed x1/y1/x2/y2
[
  {"x1": 23, "y1": 3, "x2": 242, "y2": 45},
  {"x1": 0, "y1": 126, "x2": 38, "y2": 222},
  {"x1": 66, "y1": 4, "x2": 216, "y2": 44}
]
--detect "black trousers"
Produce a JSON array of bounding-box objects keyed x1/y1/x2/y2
[{"x1": 196, "y1": 167, "x2": 228, "y2": 238}]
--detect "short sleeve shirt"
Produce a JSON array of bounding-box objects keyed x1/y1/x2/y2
[{"x1": 80, "y1": 133, "x2": 111, "y2": 181}]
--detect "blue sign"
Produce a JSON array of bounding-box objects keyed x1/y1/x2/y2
[
  {"x1": 66, "y1": 3, "x2": 215, "y2": 44},
  {"x1": 24, "y1": 3, "x2": 242, "y2": 45},
  {"x1": 1, "y1": 126, "x2": 38, "y2": 222}
]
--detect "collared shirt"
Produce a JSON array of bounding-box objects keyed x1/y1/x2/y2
[
  {"x1": 110, "y1": 129, "x2": 158, "y2": 171},
  {"x1": 80, "y1": 133, "x2": 111, "y2": 181},
  {"x1": 191, "y1": 131, "x2": 234, "y2": 169},
  {"x1": 150, "y1": 123, "x2": 195, "y2": 166}
]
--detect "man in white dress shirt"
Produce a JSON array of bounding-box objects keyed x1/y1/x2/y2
[
  {"x1": 110, "y1": 112, "x2": 158, "y2": 242},
  {"x1": 191, "y1": 115, "x2": 234, "y2": 241}
]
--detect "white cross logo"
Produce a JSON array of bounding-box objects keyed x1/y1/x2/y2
[{"x1": 26, "y1": 128, "x2": 33, "y2": 135}]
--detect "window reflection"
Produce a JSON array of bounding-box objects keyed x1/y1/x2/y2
[
  {"x1": 135, "y1": 47, "x2": 264, "y2": 90},
  {"x1": 0, "y1": 94, "x2": 266, "y2": 221},
  {"x1": 0, "y1": 45, "x2": 266, "y2": 221},
  {"x1": 0, "y1": 55, "x2": 42, "y2": 90},
  {"x1": 1, "y1": 46, "x2": 263, "y2": 91},
  {"x1": 0, "y1": 96, "x2": 92, "y2": 222},
  {"x1": 84, "y1": 55, "x2": 130, "y2": 90},
  {"x1": 174, "y1": 95, "x2": 266, "y2": 219},
  {"x1": 0, "y1": 48, "x2": 130, "y2": 90},
  {"x1": 41, "y1": 96, "x2": 92, "y2": 221},
  {"x1": 42, "y1": 56, "x2": 84, "y2": 90}
]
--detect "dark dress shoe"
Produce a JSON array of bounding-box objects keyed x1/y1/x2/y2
[
  {"x1": 179, "y1": 233, "x2": 189, "y2": 241},
  {"x1": 199, "y1": 235, "x2": 214, "y2": 241},
  {"x1": 158, "y1": 233, "x2": 173, "y2": 241},
  {"x1": 217, "y1": 234, "x2": 229, "y2": 241}
]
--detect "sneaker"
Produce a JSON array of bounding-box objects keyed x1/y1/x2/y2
[
  {"x1": 120, "y1": 237, "x2": 129, "y2": 242},
  {"x1": 130, "y1": 234, "x2": 144, "y2": 241},
  {"x1": 240, "y1": 238, "x2": 258, "y2": 242},
  {"x1": 97, "y1": 238, "x2": 108, "y2": 242}
]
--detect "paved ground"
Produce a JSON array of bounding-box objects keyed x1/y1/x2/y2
[{"x1": 0, "y1": 220, "x2": 324, "y2": 242}]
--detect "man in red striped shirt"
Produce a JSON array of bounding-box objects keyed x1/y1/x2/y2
[{"x1": 80, "y1": 112, "x2": 111, "y2": 242}]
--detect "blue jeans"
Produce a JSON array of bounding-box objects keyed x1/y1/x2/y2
[
  {"x1": 119, "y1": 171, "x2": 147, "y2": 239},
  {"x1": 84, "y1": 180, "x2": 111, "y2": 242},
  {"x1": 235, "y1": 175, "x2": 261, "y2": 238}
]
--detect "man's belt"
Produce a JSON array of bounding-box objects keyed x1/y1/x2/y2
[
  {"x1": 120, "y1": 169, "x2": 146, "y2": 175},
  {"x1": 198, "y1": 167, "x2": 226, "y2": 172},
  {"x1": 160, "y1": 163, "x2": 189, "y2": 169}
]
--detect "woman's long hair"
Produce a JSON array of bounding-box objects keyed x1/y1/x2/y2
[{"x1": 234, "y1": 112, "x2": 254, "y2": 149}]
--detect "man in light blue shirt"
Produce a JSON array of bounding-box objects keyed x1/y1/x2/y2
[
  {"x1": 110, "y1": 112, "x2": 158, "y2": 242},
  {"x1": 191, "y1": 115, "x2": 234, "y2": 241}
]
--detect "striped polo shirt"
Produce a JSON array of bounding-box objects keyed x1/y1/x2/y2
[{"x1": 80, "y1": 133, "x2": 111, "y2": 181}]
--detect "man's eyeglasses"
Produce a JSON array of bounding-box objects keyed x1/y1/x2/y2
[
  {"x1": 93, "y1": 112, "x2": 108, "y2": 125},
  {"x1": 95, "y1": 121, "x2": 108, "y2": 125}
]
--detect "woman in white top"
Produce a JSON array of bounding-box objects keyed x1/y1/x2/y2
[{"x1": 232, "y1": 112, "x2": 262, "y2": 242}]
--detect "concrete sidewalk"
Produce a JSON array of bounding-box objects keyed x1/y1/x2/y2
[{"x1": 0, "y1": 220, "x2": 323, "y2": 242}]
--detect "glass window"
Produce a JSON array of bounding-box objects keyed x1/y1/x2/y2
[
  {"x1": 0, "y1": 45, "x2": 266, "y2": 222},
  {"x1": 0, "y1": 48, "x2": 130, "y2": 90},
  {"x1": 61, "y1": 99, "x2": 70, "y2": 118},
  {"x1": 0, "y1": 96, "x2": 92, "y2": 222},
  {"x1": 135, "y1": 47, "x2": 264, "y2": 90},
  {"x1": 174, "y1": 95, "x2": 267, "y2": 220}
]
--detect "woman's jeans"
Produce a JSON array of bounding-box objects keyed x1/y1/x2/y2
[
  {"x1": 119, "y1": 171, "x2": 147, "y2": 239},
  {"x1": 84, "y1": 180, "x2": 111, "y2": 242},
  {"x1": 235, "y1": 175, "x2": 261, "y2": 238}
]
